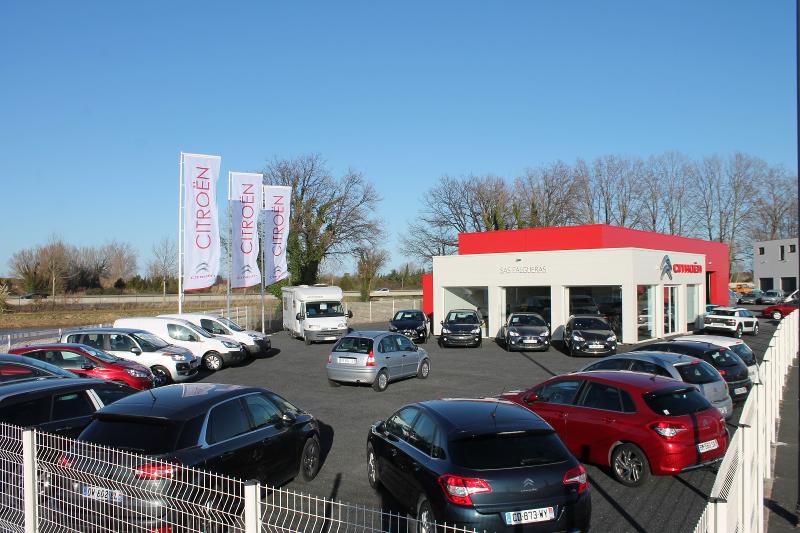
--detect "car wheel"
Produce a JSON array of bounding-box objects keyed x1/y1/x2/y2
[
  {"x1": 300, "y1": 436, "x2": 321, "y2": 481},
  {"x1": 417, "y1": 359, "x2": 430, "y2": 379},
  {"x1": 772, "y1": 311, "x2": 783, "y2": 320},
  {"x1": 151, "y1": 366, "x2": 172, "y2": 386},
  {"x1": 476, "y1": 337, "x2": 482, "y2": 348},
  {"x1": 611, "y1": 443, "x2": 650, "y2": 487},
  {"x1": 373, "y1": 369, "x2": 389, "y2": 392},
  {"x1": 367, "y1": 444, "x2": 381, "y2": 489},
  {"x1": 415, "y1": 497, "x2": 436, "y2": 533},
  {"x1": 203, "y1": 351, "x2": 224, "y2": 371},
  {"x1": 733, "y1": 325, "x2": 743, "y2": 339},
  {"x1": 328, "y1": 379, "x2": 341, "y2": 387},
  {"x1": 418, "y1": 334, "x2": 426, "y2": 344},
  {"x1": 437, "y1": 338, "x2": 445, "y2": 348},
  {"x1": 304, "y1": 335, "x2": 312, "y2": 346},
  {"x1": 752, "y1": 323, "x2": 759, "y2": 335}
]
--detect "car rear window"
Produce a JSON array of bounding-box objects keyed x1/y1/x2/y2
[
  {"x1": 81, "y1": 417, "x2": 182, "y2": 454},
  {"x1": 675, "y1": 362, "x2": 720, "y2": 385},
  {"x1": 704, "y1": 349, "x2": 740, "y2": 367},
  {"x1": 333, "y1": 337, "x2": 373, "y2": 354},
  {"x1": 711, "y1": 310, "x2": 736, "y2": 317},
  {"x1": 449, "y1": 430, "x2": 570, "y2": 469},
  {"x1": 643, "y1": 388, "x2": 712, "y2": 416},
  {"x1": 729, "y1": 344, "x2": 755, "y2": 366}
]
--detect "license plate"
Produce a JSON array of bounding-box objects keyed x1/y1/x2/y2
[
  {"x1": 734, "y1": 387, "x2": 747, "y2": 395},
  {"x1": 505, "y1": 507, "x2": 555, "y2": 525},
  {"x1": 81, "y1": 485, "x2": 123, "y2": 503},
  {"x1": 697, "y1": 439, "x2": 719, "y2": 453},
  {"x1": 522, "y1": 339, "x2": 538, "y2": 344},
  {"x1": 717, "y1": 405, "x2": 727, "y2": 415},
  {"x1": 337, "y1": 357, "x2": 356, "y2": 365},
  {"x1": 589, "y1": 343, "x2": 604, "y2": 349},
  {"x1": 324, "y1": 336, "x2": 336, "y2": 341}
]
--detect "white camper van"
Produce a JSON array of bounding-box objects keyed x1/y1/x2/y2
[{"x1": 282, "y1": 285, "x2": 352, "y2": 345}]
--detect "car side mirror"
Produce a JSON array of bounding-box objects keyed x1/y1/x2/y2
[
  {"x1": 440, "y1": 320, "x2": 444, "y2": 326},
  {"x1": 296, "y1": 313, "x2": 305, "y2": 320},
  {"x1": 81, "y1": 362, "x2": 95, "y2": 370},
  {"x1": 130, "y1": 347, "x2": 142, "y2": 355},
  {"x1": 281, "y1": 412, "x2": 296, "y2": 424},
  {"x1": 525, "y1": 393, "x2": 539, "y2": 405},
  {"x1": 347, "y1": 310, "x2": 353, "y2": 319},
  {"x1": 374, "y1": 420, "x2": 385, "y2": 433}
]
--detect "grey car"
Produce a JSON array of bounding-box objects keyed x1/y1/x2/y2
[
  {"x1": 578, "y1": 351, "x2": 734, "y2": 419},
  {"x1": 758, "y1": 290, "x2": 785, "y2": 305},
  {"x1": 326, "y1": 331, "x2": 430, "y2": 392},
  {"x1": 737, "y1": 290, "x2": 761, "y2": 305},
  {"x1": 501, "y1": 312, "x2": 550, "y2": 352}
]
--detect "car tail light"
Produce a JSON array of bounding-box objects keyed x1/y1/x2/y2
[
  {"x1": 438, "y1": 474, "x2": 491, "y2": 506},
  {"x1": 327, "y1": 354, "x2": 332, "y2": 364},
  {"x1": 148, "y1": 528, "x2": 173, "y2": 533},
  {"x1": 366, "y1": 350, "x2": 375, "y2": 367},
  {"x1": 134, "y1": 463, "x2": 177, "y2": 479},
  {"x1": 58, "y1": 454, "x2": 73, "y2": 468},
  {"x1": 563, "y1": 464, "x2": 588, "y2": 494},
  {"x1": 651, "y1": 421, "x2": 688, "y2": 438},
  {"x1": 719, "y1": 369, "x2": 727, "y2": 376}
]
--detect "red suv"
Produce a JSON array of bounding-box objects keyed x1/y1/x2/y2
[
  {"x1": 502, "y1": 372, "x2": 728, "y2": 486},
  {"x1": 9, "y1": 344, "x2": 155, "y2": 390}
]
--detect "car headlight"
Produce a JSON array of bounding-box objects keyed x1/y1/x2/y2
[
  {"x1": 607, "y1": 335, "x2": 617, "y2": 342},
  {"x1": 389, "y1": 325, "x2": 397, "y2": 331},
  {"x1": 508, "y1": 330, "x2": 520, "y2": 337},
  {"x1": 441, "y1": 327, "x2": 451, "y2": 334},
  {"x1": 222, "y1": 340, "x2": 239, "y2": 349},
  {"x1": 125, "y1": 368, "x2": 148, "y2": 378},
  {"x1": 338, "y1": 322, "x2": 347, "y2": 329},
  {"x1": 471, "y1": 328, "x2": 481, "y2": 334},
  {"x1": 573, "y1": 334, "x2": 585, "y2": 342}
]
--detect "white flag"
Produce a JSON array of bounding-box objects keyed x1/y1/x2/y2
[
  {"x1": 230, "y1": 172, "x2": 263, "y2": 289},
  {"x1": 183, "y1": 153, "x2": 221, "y2": 291},
  {"x1": 263, "y1": 185, "x2": 292, "y2": 285}
]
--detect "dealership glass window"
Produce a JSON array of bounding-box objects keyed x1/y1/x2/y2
[
  {"x1": 664, "y1": 286, "x2": 678, "y2": 335},
  {"x1": 504, "y1": 286, "x2": 551, "y2": 324},
  {"x1": 637, "y1": 285, "x2": 655, "y2": 341},
  {"x1": 686, "y1": 285, "x2": 699, "y2": 331},
  {"x1": 443, "y1": 287, "x2": 488, "y2": 328},
  {"x1": 568, "y1": 286, "x2": 622, "y2": 338}
]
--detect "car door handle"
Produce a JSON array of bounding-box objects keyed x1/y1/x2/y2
[
  {"x1": 220, "y1": 451, "x2": 237, "y2": 459},
  {"x1": 602, "y1": 417, "x2": 616, "y2": 424}
]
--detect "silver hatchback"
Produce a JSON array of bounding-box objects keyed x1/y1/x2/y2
[
  {"x1": 326, "y1": 331, "x2": 430, "y2": 392},
  {"x1": 579, "y1": 351, "x2": 734, "y2": 419}
]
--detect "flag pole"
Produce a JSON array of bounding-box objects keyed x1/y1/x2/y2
[
  {"x1": 260, "y1": 190, "x2": 266, "y2": 334},
  {"x1": 177, "y1": 152, "x2": 184, "y2": 314},
  {"x1": 227, "y1": 171, "x2": 232, "y2": 319}
]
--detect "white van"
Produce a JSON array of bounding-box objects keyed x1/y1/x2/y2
[
  {"x1": 113, "y1": 317, "x2": 246, "y2": 371},
  {"x1": 159, "y1": 313, "x2": 271, "y2": 357},
  {"x1": 282, "y1": 285, "x2": 352, "y2": 345}
]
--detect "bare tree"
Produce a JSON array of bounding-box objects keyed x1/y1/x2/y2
[
  {"x1": 102, "y1": 240, "x2": 138, "y2": 286},
  {"x1": 38, "y1": 235, "x2": 70, "y2": 300},
  {"x1": 750, "y1": 167, "x2": 798, "y2": 240},
  {"x1": 264, "y1": 154, "x2": 383, "y2": 285},
  {"x1": 355, "y1": 247, "x2": 388, "y2": 302},
  {"x1": 148, "y1": 237, "x2": 177, "y2": 301},
  {"x1": 9, "y1": 248, "x2": 47, "y2": 294},
  {"x1": 513, "y1": 162, "x2": 580, "y2": 228}
]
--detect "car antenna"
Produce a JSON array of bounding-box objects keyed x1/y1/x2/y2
[
  {"x1": 492, "y1": 384, "x2": 507, "y2": 420},
  {"x1": 147, "y1": 387, "x2": 157, "y2": 403}
]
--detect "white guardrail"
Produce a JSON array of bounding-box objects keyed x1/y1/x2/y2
[
  {"x1": 0, "y1": 424, "x2": 477, "y2": 533},
  {"x1": 693, "y1": 311, "x2": 799, "y2": 533}
]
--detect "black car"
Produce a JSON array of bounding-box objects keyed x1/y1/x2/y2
[
  {"x1": 390, "y1": 309, "x2": 429, "y2": 344},
  {"x1": 563, "y1": 315, "x2": 617, "y2": 357},
  {"x1": 633, "y1": 340, "x2": 752, "y2": 402},
  {"x1": 501, "y1": 312, "x2": 551, "y2": 352},
  {"x1": 367, "y1": 398, "x2": 590, "y2": 532},
  {"x1": 439, "y1": 309, "x2": 483, "y2": 348},
  {"x1": 58, "y1": 383, "x2": 321, "y2": 531},
  {"x1": 0, "y1": 353, "x2": 80, "y2": 383},
  {"x1": 0, "y1": 378, "x2": 136, "y2": 438}
]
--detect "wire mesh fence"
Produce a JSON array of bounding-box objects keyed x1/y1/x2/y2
[{"x1": 0, "y1": 422, "x2": 24, "y2": 533}]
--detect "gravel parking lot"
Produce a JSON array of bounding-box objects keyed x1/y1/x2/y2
[{"x1": 189, "y1": 311, "x2": 777, "y2": 533}]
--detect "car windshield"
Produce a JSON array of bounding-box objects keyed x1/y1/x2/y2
[
  {"x1": 306, "y1": 301, "x2": 345, "y2": 317},
  {"x1": 216, "y1": 317, "x2": 245, "y2": 332},
  {"x1": 572, "y1": 318, "x2": 609, "y2": 330},
  {"x1": 729, "y1": 344, "x2": 755, "y2": 366},
  {"x1": 393, "y1": 311, "x2": 424, "y2": 321},
  {"x1": 675, "y1": 362, "x2": 720, "y2": 385},
  {"x1": 81, "y1": 418, "x2": 182, "y2": 454},
  {"x1": 80, "y1": 346, "x2": 119, "y2": 363},
  {"x1": 765, "y1": 291, "x2": 780, "y2": 297},
  {"x1": 129, "y1": 333, "x2": 169, "y2": 351},
  {"x1": 711, "y1": 310, "x2": 736, "y2": 317},
  {"x1": 449, "y1": 430, "x2": 569, "y2": 469},
  {"x1": 445, "y1": 312, "x2": 479, "y2": 324},
  {"x1": 183, "y1": 322, "x2": 214, "y2": 338},
  {"x1": 332, "y1": 337, "x2": 373, "y2": 354},
  {"x1": 509, "y1": 314, "x2": 546, "y2": 327},
  {"x1": 644, "y1": 388, "x2": 711, "y2": 416}
]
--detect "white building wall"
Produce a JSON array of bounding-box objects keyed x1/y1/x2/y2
[{"x1": 754, "y1": 238, "x2": 799, "y2": 291}]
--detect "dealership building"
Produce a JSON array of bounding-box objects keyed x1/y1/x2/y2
[{"x1": 422, "y1": 224, "x2": 729, "y2": 345}]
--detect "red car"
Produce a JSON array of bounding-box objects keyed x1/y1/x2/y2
[
  {"x1": 762, "y1": 299, "x2": 799, "y2": 320},
  {"x1": 9, "y1": 344, "x2": 155, "y2": 390},
  {"x1": 502, "y1": 372, "x2": 728, "y2": 486}
]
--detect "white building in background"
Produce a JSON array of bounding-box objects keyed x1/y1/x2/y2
[{"x1": 753, "y1": 238, "x2": 799, "y2": 294}]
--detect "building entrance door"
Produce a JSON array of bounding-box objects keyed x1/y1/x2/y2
[{"x1": 664, "y1": 286, "x2": 678, "y2": 335}]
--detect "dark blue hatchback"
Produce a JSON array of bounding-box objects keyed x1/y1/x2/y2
[{"x1": 367, "y1": 398, "x2": 591, "y2": 532}]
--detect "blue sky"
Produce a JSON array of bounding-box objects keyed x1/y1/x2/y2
[{"x1": 0, "y1": 1, "x2": 796, "y2": 276}]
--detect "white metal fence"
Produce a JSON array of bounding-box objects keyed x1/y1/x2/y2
[
  {"x1": 0, "y1": 424, "x2": 478, "y2": 533},
  {"x1": 693, "y1": 311, "x2": 799, "y2": 533}
]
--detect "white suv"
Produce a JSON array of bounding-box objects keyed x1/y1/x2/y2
[
  {"x1": 702, "y1": 307, "x2": 759, "y2": 338},
  {"x1": 159, "y1": 313, "x2": 271, "y2": 357}
]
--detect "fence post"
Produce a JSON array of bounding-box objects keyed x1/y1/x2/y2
[
  {"x1": 6, "y1": 335, "x2": 10, "y2": 351},
  {"x1": 392, "y1": 299, "x2": 395, "y2": 316},
  {"x1": 244, "y1": 480, "x2": 261, "y2": 532},
  {"x1": 369, "y1": 301, "x2": 372, "y2": 322},
  {"x1": 22, "y1": 429, "x2": 37, "y2": 533}
]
